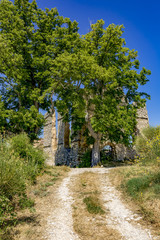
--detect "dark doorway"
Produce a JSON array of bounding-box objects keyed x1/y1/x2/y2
[{"x1": 101, "y1": 143, "x2": 116, "y2": 163}]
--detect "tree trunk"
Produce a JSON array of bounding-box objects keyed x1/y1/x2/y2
[
  {"x1": 34, "y1": 101, "x2": 40, "y2": 135},
  {"x1": 85, "y1": 109, "x2": 102, "y2": 166},
  {"x1": 91, "y1": 138, "x2": 101, "y2": 167},
  {"x1": 34, "y1": 101, "x2": 39, "y2": 112}
]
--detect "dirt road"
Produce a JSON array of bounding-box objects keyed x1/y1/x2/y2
[{"x1": 44, "y1": 168, "x2": 159, "y2": 240}]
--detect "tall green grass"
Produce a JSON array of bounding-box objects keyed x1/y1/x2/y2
[
  {"x1": 125, "y1": 172, "x2": 160, "y2": 199},
  {"x1": 0, "y1": 133, "x2": 45, "y2": 227}
]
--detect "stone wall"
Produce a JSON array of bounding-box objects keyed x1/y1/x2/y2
[
  {"x1": 43, "y1": 111, "x2": 57, "y2": 166},
  {"x1": 55, "y1": 114, "x2": 71, "y2": 166},
  {"x1": 43, "y1": 105, "x2": 149, "y2": 165},
  {"x1": 33, "y1": 138, "x2": 43, "y2": 149},
  {"x1": 54, "y1": 118, "x2": 84, "y2": 167},
  {"x1": 69, "y1": 124, "x2": 89, "y2": 167},
  {"x1": 115, "y1": 144, "x2": 136, "y2": 160},
  {"x1": 136, "y1": 105, "x2": 149, "y2": 134}
]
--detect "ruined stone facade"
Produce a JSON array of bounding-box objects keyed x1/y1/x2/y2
[
  {"x1": 55, "y1": 113, "x2": 70, "y2": 166},
  {"x1": 136, "y1": 107, "x2": 149, "y2": 134},
  {"x1": 43, "y1": 111, "x2": 57, "y2": 165},
  {"x1": 115, "y1": 106, "x2": 149, "y2": 160},
  {"x1": 43, "y1": 106, "x2": 149, "y2": 166},
  {"x1": 54, "y1": 114, "x2": 81, "y2": 167}
]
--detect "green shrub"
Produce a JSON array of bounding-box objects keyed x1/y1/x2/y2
[
  {"x1": 79, "y1": 150, "x2": 91, "y2": 168},
  {"x1": 0, "y1": 195, "x2": 14, "y2": 225},
  {"x1": 100, "y1": 150, "x2": 113, "y2": 165},
  {"x1": 10, "y1": 133, "x2": 45, "y2": 167},
  {"x1": 9, "y1": 133, "x2": 45, "y2": 182},
  {"x1": 0, "y1": 145, "x2": 26, "y2": 199},
  {"x1": 0, "y1": 133, "x2": 45, "y2": 226},
  {"x1": 9, "y1": 133, "x2": 30, "y2": 159},
  {"x1": 135, "y1": 126, "x2": 160, "y2": 165},
  {"x1": 0, "y1": 142, "x2": 26, "y2": 226}
]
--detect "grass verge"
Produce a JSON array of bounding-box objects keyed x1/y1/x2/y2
[{"x1": 109, "y1": 164, "x2": 160, "y2": 236}]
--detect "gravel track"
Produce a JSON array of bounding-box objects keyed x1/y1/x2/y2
[{"x1": 45, "y1": 168, "x2": 159, "y2": 240}]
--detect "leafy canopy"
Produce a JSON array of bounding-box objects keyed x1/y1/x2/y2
[
  {"x1": 0, "y1": 0, "x2": 79, "y2": 138},
  {"x1": 52, "y1": 20, "x2": 151, "y2": 146}
]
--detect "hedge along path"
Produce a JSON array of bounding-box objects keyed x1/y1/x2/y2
[{"x1": 45, "y1": 168, "x2": 158, "y2": 240}]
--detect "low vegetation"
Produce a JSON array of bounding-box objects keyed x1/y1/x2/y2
[
  {"x1": 83, "y1": 196, "x2": 105, "y2": 215},
  {"x1": 109, "y1": 126, "x2": 160, "y2": 234},
  {"x1": 0, "y1": 133, "x2": 46, "y2": 238},
  {"x1": 0, "y1": 144, "x2": 69, "y2": 240}
]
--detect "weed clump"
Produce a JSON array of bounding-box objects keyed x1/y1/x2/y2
[{"x1": 83, "y1": 196, "x2": 105, "y2": 214}]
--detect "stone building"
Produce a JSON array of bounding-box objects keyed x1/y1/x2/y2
[{"x1": 43, "y1": 106, "x2": 149, "y2": 166}]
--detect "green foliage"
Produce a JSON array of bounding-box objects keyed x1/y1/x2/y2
[
  {"x1": 0, "y1": 0, "x2": 150, "y2": 165},
  {"x1": 0, "y1": 144, "x2": 26, "y2": 199},
  {"x1": 100, "y1": 149, "x2": 113, "y2": 164},
  {"x1": 0, "y1": 0, "x2": 79, "y2": 139},
  {"x1": 9, "y1": 133, "x2": 31, "y2": 158},
  {"x1": 153, "y1": 172, "x2": 160, "y2": 184},
  {"x1": 126, "y1": 176, "x2": 150, "y2": 198},
  {"x1": 0, "y1": 195, "x2": 15, "y2": 227},
  {"x1": 10, "y1": 133, "x2": 45, "y2": 166},
  {"x1": 114, "y1": 126, "x2": 160, "y2": 228},
  {"x1": 0, "y1": 141, "x2": 26, "y2": 226},
  {"x1": 0, "y1": 133, "x2": 45, "y2": 227},
  {"x1": 54, "y1": 21, "x2": 150, "y2": 142},
  {"x1": 18, "y1": 196, "x2": 34, "y2": 209},
  {"x1": 79, "y1": 150, "x2": 92, "y2": 168},
  {"x1": 52, "y1": 20, "x2": 150, "y2": 165},
  {"x1": 125, "y1": 171, "x2": 160, "y2": 200},
  {"x1": 7, "y1": 106, "x2": 45, "y2": 140},
  {"x1": 115, "y1": 126, "x2": 160, "y2": 225},
  {"x1": 83, "y1": 196, "x2": 105, "y2": 214},
  {"x1": 0, "y1": 97, "x2": 8, "y2": 134},
  {"x1": 9, "y1": 133, "x2": 45, "y2": 182},
  {"x1": 135, "y1": 126, "x2": 160, "y2": 164},
  {"x1": 154, "y1": 184, "x2": 160, "y2": 194}
]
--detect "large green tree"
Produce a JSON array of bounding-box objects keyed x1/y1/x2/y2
[
  {"x1": 0, "y1": 0, "x2": 79, "y2": 139},
  {"x1": 51, "y1": 20, "x2": 151, "y2": 166},
  {"x1": 0, "y1": 1, "x2": 151, "y2": 165}
]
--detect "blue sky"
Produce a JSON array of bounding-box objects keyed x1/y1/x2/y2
[{"x1": 37, "y1": 0, "x2": 159, "y2": 126}]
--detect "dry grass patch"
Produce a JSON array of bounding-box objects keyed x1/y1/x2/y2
[
  {"x1": 109, "y1": 165, "x2": 160, "y2": 236},
  {"x1": 71, "y1": 171, "x2": 122, "y2": 240},
  {"x1": 1, "y1": 166, "x2": 69, "y2": 240}
]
